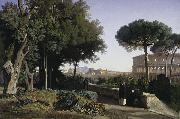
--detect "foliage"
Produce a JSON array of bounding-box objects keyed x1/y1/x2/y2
[
  {"x1": 151, "y1": 34, "x2": 180, "y2": 54},
  {"x1": 105, "y1": 75, "x2": 136, "y2": 88},
  {"x1": 56, "y1": 75, "x2": 85, "y2": 90},
  {"x1": 76, "y1": 90, "x2": 98, "y2": 102},
  {"x1": 0, "y1": 0, "x2": 106, "y2": 94},
  {"x1": 115, "y1": 19, "x2": 172, "y2": 51},
  {"x1": 169, "y1": 85, "x2": 180, "y2": 112},
  {"x1": 115, "y1": 19, "x2": 172, "y2": 81},
  {"x1": 28, "y1": 0, "x2": 106, "y2": 70},
  {"x1": 16, "y1": 89, "x2": 57, "y2": 108},
  {"x1": 0, "y1": 38, "x2": 5, "y2": 69},
  {"x1": 55, "y1": 90, "x2": 78, "y2": 110},
  {"x1": 55, "y1": 90, "x2": 104, "y2": 116},
  {"x1": 151, "y1": 34, "x2": 180, "y2": 77},
  {"x1": 7, "y1": 89, "x2": 103, "y2": 116},
  {"x1": 148, "y1": 74, "x2": 171, "y2": 102}
]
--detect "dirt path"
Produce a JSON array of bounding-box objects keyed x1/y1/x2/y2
[
  {"x1": 105, "y1": 104, "x2": 174, "y2": 119},
  {"x1": 97, "y1": 95, "x2": 174, "y2": 119}
]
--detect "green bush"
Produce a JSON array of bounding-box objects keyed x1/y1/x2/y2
[
  {"x1": 169, "y1": 85, "x2": 180, "y2": 112},
  {"x1": 105, "y1": 75, "x2": 136, "y2": 88},
  {"x1": 148, "y1": 74, "x2": 171, "y2": 102},
  {"x1": 55, "y1": 90, "x2": 103, "y2": 116},
  {"x1": 75, "y1": 90, "x2": 98, "y2": 102},
  {"x1": 56, "y1": 75, "x2": 85, "y2": 90}
]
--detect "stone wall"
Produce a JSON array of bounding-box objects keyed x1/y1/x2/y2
[
  {"x1": 141, "y1": 93, "x2": 178, "y2": 118},
  {"x1": 88, "y1": 83, "x2": 119, "y2": 99}
]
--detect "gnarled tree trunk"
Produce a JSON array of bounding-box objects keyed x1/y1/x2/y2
[
  {"x1": 4, "y1": 0, "x2": 29, "y2": 94},
  {"x1": 4, "y1": 34, "x2": 28, "y2": 94}
]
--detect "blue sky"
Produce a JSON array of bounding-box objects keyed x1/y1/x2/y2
[{"x1": 1, "y1": 0, "x2": 180, "y2": 72}]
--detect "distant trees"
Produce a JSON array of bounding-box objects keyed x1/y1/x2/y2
[{"x1": 115, "y1": 19, "x2": 172, "y2": 81}]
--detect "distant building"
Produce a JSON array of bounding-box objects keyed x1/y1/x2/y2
[
  {"x1": 86, "y1": 68, "x2": 107, "y2": 76},
  {"x1": 66, "y1": 66, "x2": 131, "y2": 78},
  {"x1": 132, "y1": 53, "x2": 180, "y2": 80}
]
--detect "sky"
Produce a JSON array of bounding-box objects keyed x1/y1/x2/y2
[{"x1": 0, "y1": 0, "x2": 180, "y2": 72}]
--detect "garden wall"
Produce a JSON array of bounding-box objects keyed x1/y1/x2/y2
[
  {"x1": 141, "y1": 93, "x2": 178, "y2": 118},
  {"x1": 88, "y1": 83, "x2": 119, "y2": 99}
]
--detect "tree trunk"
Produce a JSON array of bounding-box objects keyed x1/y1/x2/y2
[
  {"x1": 3, "y1": 0, "x2": 30, "y2": 94},
  {"x1": 44, "y1": 46, "x2": 48, "y2": 90},
  {"x1": 24, "y1": 60, "x2": 33, "y2": 91},
  {"x1": 169, "y1": 48, "x2": 177, "y2": 79},
  {"x1": 144, "y1": 44, "x2": 149, "y2": 82},
  {"x1": 47, "y1": 64, "x2": 52, "y2": 89},
  {"x1": 5, "y1": 33, "x2": 28, "y2": 94},
  {"x1": 165, "y1": 57, "x2": 168, "y2": 77},
  {"x1": 73, "y1": 61, "x2": 78, "y2": 79},
  {"x1": 165, "y1": 53, "x2": 169, "y2": 77}
]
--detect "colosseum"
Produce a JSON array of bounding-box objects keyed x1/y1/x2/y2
[{"x1": 132, "y1": 53, "x2": 180, "y2": 82}]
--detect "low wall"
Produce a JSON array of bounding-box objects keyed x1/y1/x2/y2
[
  {"x1": 88, "y1": 83, "x2": 178, "y2": 118},
  {"x1": 141, "y1": 93, "x2": 178, "y2": 118},
  {"x1": 88, "y1": 83, "x2": 119, "y2": 99}
]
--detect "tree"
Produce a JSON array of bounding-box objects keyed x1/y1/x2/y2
[
  {"x1": 151, "y1": 34, "x2": 180, "y2": 78},
  {"x1": 0, "y1": 1, "x2": 30, "y2": 94},
  {"x1": 150, "y1": 39, "x2": 171, "y2": 77},
  {"x1": 0, "y1": 0, "x2": 57, "y2": 93},
  {"x1": 0, "y1": 35, "x2": 5, "y2": 70},
  {"x1": 0, "y1": 0, "x2": 73, "y2": 92},
  {"x1": 115, "y1": 19, "x2": 172, "y2": 81},
  {"x1": 24, "y1": 0, "x2": 106, "y2": 87},
  {"x1": 62, "y1": 19, "x2": 106, "y2": 78},
  {"x1": 0, "y1": 0, "x2": 106, "y2": 92}
]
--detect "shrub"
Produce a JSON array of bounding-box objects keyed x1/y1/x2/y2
[
  {"x1": 169, "y1": 85, "x2": 180, "y2": 112},
  {"x1": 55, "y1": 90, "x2": 78, "y2": 110},
  {"x1": 75, "y1": 90, "x2": 98, "y2": 102},
  {"x1": 11, "y1": 89, "x2": 104, "y2": 116},
  {"x1": 105, "y1": 75, "x2": 136, "y2": 88},
  {"x1": 56, "y1": 75, "x2": 85, "y2": 90},
  {"x1": 16, "y1": 89, "x2": 57, "y2": 107},
  {"x1": 55, "y1": 90, "x2": 104, "y2": 116},
  {"x1": 148, "y1": 74, "x2": 171, "y2": 102}
]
